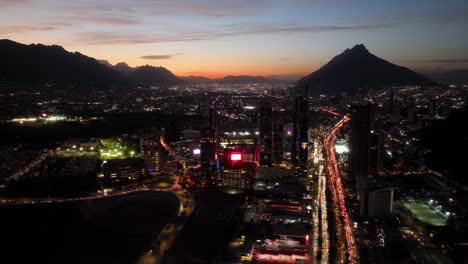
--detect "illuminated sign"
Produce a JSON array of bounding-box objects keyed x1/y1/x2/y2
[
  {"x1": 230, "y1": 153, "x2": 242, "y2": 161},
  {"x1": 193, "y1": 148, "x2": 201, "y2": 155},
  {"x1": 335, "y1": 144, "x2": 349, "y2": 154}
]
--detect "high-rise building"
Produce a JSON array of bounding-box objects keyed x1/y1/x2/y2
[
  {"x1": 140, "y1": 133, "x2": 160, "y2": 173},
  {"x1": 102, "y1": 157, "x2": 146, "y2": 183},
  {"x1": 368, "y1": 187, "x2": 394, "y2": 219},
  {"x1": 369, "y1": 131, "x2": 384, "y2": 174},
  {"x1": 259, "y1": 101, "x2": 273, "y2": 167},
  {"x1": 407, "y1": 96, "x2": 416, "y2": 124},
  {"x1": 391, "y1": 99, "x2": 401, "y2": 123},
  {"x1": 272, "y1": 123, "x2": 284, "y2": 164},
  {"x1": 218, "y1": 132, "x2": 259, "y2": 189},
  {"x1": 292, "y1": 86, "x2": 309, "y2": 177},
  {"x1": 283, "y1": 123, "x2": 294, "y2": 161},
  {"x1": 384, "y1": 91, "x2": 395, "y2": 115},
  {"x1": 200, "y1": 99, "x2": 219, "y2": 179},
  {"x1": 349, "y1": 104, "x2": 373, "y2": 216}
]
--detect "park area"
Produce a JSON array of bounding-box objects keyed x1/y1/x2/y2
[
  {"x1": 99, "y1": 138, "x2": 140, "y2": 160},
  {"x1": 56, "y1": 138, "x2": 140, "y2": 160},
  {"x1": 402, "y1": 200, "x2": 447, "y2": 226}
]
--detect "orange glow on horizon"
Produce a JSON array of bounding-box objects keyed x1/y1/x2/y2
[{"x1": 100, "y1": 52, "x2": 319, "y2": 79}]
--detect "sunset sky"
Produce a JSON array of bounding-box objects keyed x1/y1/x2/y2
[{"x1": 1, "y1": 0, "x2": 467, "y2": 78}]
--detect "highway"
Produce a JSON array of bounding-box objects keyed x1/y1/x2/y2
[
  {"x1": 319, "y1": 165, "x2": 330, "y2": 264},
  {"x1": 323, "y1": 115, "x2": 358, "y2": 264},
  {"x1": 310, "y1": 141, "x2": 330, "y2": 264}
]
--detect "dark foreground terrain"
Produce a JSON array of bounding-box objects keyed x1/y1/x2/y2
[{"x1": 0, "y1": 192, "x2": 179, "y2": 264}]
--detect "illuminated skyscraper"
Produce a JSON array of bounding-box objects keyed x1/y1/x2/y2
[
  {"x1": 140, "y1": 133, "x2": 161, "y2": 173},
  {"x1": 369, "y1": 131, "x2": 384, "y2": 174},
  {"x1": 259, "y1": 101, "x2": 273, "y2": 167},
  {"x1": 349, "y1": 104, "x2": 374, "y2": 216},
  {"x1": 272, "y1": 122, "x2": 284, "y2": 164},
  {"x1": 292, "y1": 85, "x2": 309, "y2": 177},
  {"x1": 200, "y1": 99, "x2": 219, "y2": 179},
  {"x1": 407, "y1": 96, "x2": 416, "y2": 124}
]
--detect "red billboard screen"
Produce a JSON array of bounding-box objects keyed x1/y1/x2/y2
[{"x1": 230, "y1": 153, "x2": 242, "y2": 161}]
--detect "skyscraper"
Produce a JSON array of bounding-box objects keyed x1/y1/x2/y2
[
  {"x1": 292, "y1": 85, "x2": 309, "y2": 177},
  {"x1": 200, "y1": 99, "x2": 219, "y2": 179},
  {"x1": 349, "y1": 104, "x2": 373, "y2": 216},
  {"x1": 369, "y1": 131, "x2": 384, "y2": 174},
  {"x1": 140, "y1": 133, "x2": 161, "y2": 173},
  {"x1": 259, "y1": 101, "x2": 273, "y2": 167},
  {"x1": 391, "y1": 98, "x2": 401, "y2": 123},
  {"x1": 272, "y1": 122, "x2": 284, "y2": 164},
  {"x1": 407, "y1": 96, "x2": 416, "y2": 124}
]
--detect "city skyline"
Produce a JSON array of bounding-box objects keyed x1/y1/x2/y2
[{"x1": 1, "y1": 0, "x2": 468, "y2": 78}]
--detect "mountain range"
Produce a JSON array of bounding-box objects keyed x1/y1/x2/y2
[
  {"x1": 295, "y1": 44, "x2": 437, "y2": 94},
  {"x1": 0, "y1": 39, "x2": 128, "y2": 88},
  {"x1": 0, "y1": 39, "x2": 187, "y2": 88},
  {"x1": 99, "y1": 61, "x2": 288, "y2": 85},
  {"x1": 1, "y1": 39, "x2": 462, "y2": 91}
]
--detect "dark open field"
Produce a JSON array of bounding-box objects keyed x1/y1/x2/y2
[
  {"x1": 0, "y1": 191, "x2": 179, "y2": 264},
  {"x1": 0, "y1": 112, "x2": 192, "y2": 147}
]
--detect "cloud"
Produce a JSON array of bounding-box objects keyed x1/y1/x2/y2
[
  {"x1": 54, "y1": 0, "x2": 271, "y2": 18},
  {"x1": 142, "y1": 0, "x2": 271, "y2": 17},
  {"x1": 58, "y1": 15, "x2": 140, "y2": 25},
  {"x1": 0, "y1": 25, "x2": 58, "y2": 34},
  {"x1": 70, "y1": 22, "x2": 400, "y2": 45},
  {"x1": 141, "y1": 53, "x2": 183, "y2": 59},
  {"x1": 0, "y1": 0, "x2": 31, "y2": 6},
  {"x1": 280, "y1": 58, "x2": 295, "y2": 61},
  {"x1": 343, "y1": 12, "x2": 468, "y2": 26}
]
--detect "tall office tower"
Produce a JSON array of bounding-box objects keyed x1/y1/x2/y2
[
  {"x1": 428, "y1": 99, "x2": 435, "y2": 117},
  {"x1": 349, "y1": 104, "x2": 373, "y2": 216},
  {"x1": 200, "y1": 99, "x2": 219, "y2": 178},
  {"x1": 391, "y1": 99, "x2": 401, "y2": 123},
  {"x1": 140, "y1": 133, "x2": 160, "y2": 173},
  {"x1": 259, "y1": 101, "x2": 273, "y2": 167},
  {"x1": 369, "y1": 131, "x2": 384, "y2": 174},
  {"x1": 407, "y1": 96, "x2": 416, "y2": 124},
  {"x1": 292, "y1": 85, "x2": 309, "y2": 177},
  {"x1": 389, "y1": 91, "x2": 395, "y2": 113},
  {"x1": 368, "y1": 187, "x2": 394, "y2": 219},
  {"x1": 272, "y1": 122, "x2": 284, "y2": 164}
]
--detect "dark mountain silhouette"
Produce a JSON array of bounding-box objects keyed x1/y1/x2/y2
[
  {"x1": 98, "y1": 60, "x2": 113, "y2": 68},
  {"x1": 0, "y1": 39, "x2": 129, "y2": 88},
  {"x1": 426, "y1": 69, "x2": 468, "y2": 85},
  {"x1": 295, "y1": 44, "x2": 436, "y2": 94},
  {"x1": 127, "y1": 65, "x2": 185, "y2": 86},
  {"x1": 98, "y1": 60, "x2": 134, "y2": 75},
  {"x1": 113, "y1": 62, "x2": 134, "y2": 75}
]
